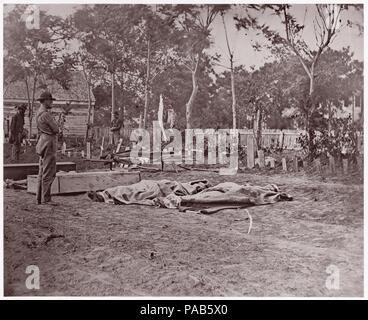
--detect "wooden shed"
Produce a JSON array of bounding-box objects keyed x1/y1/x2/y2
[{"x1": 3, "y1": 72, "x2": 95, "y2": 138}]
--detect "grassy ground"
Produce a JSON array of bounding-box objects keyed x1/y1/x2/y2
[{"x1": 3, "y1": 168, "x2": 363, "y2": 297}]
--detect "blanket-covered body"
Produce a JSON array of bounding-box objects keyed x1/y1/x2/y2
[{"x1": 88, "y1": 179, "x2": 293, "y2": 214}]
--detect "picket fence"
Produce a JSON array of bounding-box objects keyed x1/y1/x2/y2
[{"x1": 90, "y1": 127, "x2": 304, "y2": 150}]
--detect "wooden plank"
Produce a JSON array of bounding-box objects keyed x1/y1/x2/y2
[
  {"x1": 279, "y1": 131, "x2": 284, "y2": 148},
  {"x1": 269, "y1": 157, "x2": 275, "y2": 169},
  {"x1": 27, "y1": 170, "x2": 141, "y2": 194},
  {"x1": 329, "y1": 155, "x2": 336, "y2": 174},
  {"x1": 100, "y1": 136, "x2": 105, "y2": 157},
  {"x1": 246, "y1": 135, "x2": 254, "y2": 169},
  {"x1": 27, "y1": 176, "x2": 60, "y2": 195},
  {"x1": 342, "y1": 159, "x2": 348, "y2": 174},
  {"x1": 4, "y1": 162, "x2": 77, "y2": 180},
  {"x1": 58, "y1": 170, "x2": 141, "y2": 193},
  {"x1": 314, "y1": 158, "x2": 322, "y2": 173},
  {"x1": 294, "y1": 156, "x2": 298, "y2": 172},
  {"x1": 254, "y1": 158, "x2": 260, "y2": 167},
  {"x1": 62, "y1": 142, "x2": 66, "y2": 155},
  {"x1": 87, "y1": 142, "x2": 91, "y2": 159},
  {"x1": 282, "y1": 158, "x2": 287, "y2": 172},
  {"x1": 303, "y1": 160, "x2": 308, "y2": 171},
  {"x1": 116, "y1": 138, "x2": 123, "y2": 153},
  {"x1": 258, "y1": 150, "x2": 265, "y2": 168},
  {"x1": 239, "y1": 133, "x2": 247, "y2": 147}
]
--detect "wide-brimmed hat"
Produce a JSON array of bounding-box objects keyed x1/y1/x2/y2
[{"x1": 37, "y1": 91, "x2": 56, "y2": 102}]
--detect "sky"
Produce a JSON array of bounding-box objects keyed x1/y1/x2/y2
[
  {"x1": 4, "y1": 3, "x2": 364, "y2": 72},
  {"x1": 211, "y1": 4, "x2": 364, "y2": 70}
]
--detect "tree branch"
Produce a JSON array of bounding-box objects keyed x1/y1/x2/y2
[{"x1": 222, "y1": 14, "x2": 233, "y2": 60}]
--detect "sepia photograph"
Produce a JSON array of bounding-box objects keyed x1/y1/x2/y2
[{"x1": 1, "y1": 1, "x2": 365, "y2": 299}]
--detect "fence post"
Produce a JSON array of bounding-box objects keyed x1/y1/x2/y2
[
  {"x1": 116, "y1": 138, "x2": 123, "y2": 154},
  {"x1": 100, "y1": 136, "x2": 105, "y2": 157},
  {"x1": 329, "y1": 155, "x2": 336, "y2": 174},
  {"x1": 315, "y1": 158, "x2": 321, "y2": 173},
  {"x1": 282, "y1": 158, "x2": 287, "y2": 172},
  {"x1": 258, "y1": 150, "x2": 265, "y2": 168},
  {"x1": 270, "y1": 158, "x2": 275, "y2": 169},
  {"x1": 247, "y1": 135, "x2": 255, "y2": 169},
  {"x1": 87, "y1": 142, "x2": 91, "y2": 159},
  {"x1": 303, "y1": 160, "x2": 308, "y2": 171},
  {"x1": 342, "y1": 158, "x2": 348, "y2": 174},
  {"x1": 294, "y1": 156, "x2": 299, "y2": 172},
  {"x1": 62, "y1": 142, "x2": 66, "y2": 155},
  {"x1": 279, "y1": 131, "x2": 284, "y2": 149}
]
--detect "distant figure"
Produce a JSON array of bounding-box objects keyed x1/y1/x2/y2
[
  {"x1": 110, "y1": 111, "x2": 122, "y2": 145},
  {"x1": 9, "y1": 104, "x2": 27, "y2": 162},
  {"x1": 35, "y1": 91, "x2": 59, "y2": 206}
]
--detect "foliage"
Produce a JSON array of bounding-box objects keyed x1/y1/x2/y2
[
  {"x1": 298, "y1": 116, "x2": 359, "y2": 161},
  {"x1": 4, "y1": 4, "x2": 75, "y2": 137},
  {"x1": 3, "y1": 4, "x2": 363, "y2": 149}
]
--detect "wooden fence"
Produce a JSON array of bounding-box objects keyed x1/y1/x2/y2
[
  {"x1": 90, "y1": 127, "x2": 304, "y2": 150},
  {"x1": 238, "y1": 129, "x2": 304, "y2": 150},
  {"x1": 92, "y1": 126, "x2": 134, "y2": 142},
  {"x1": 50, "y1": 126, "x2": 363, "y2": 176}
]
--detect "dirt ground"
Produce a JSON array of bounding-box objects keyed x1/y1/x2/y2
[{"x1": 3, "y1": 166, "x2": 363, "y2": 297}]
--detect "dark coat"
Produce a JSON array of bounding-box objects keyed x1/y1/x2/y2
[
  {"x1": 110, "y1": 118, "x2": 122, "y2": 132},
  {"x1": 9, "y1": 112, "x2": 25, "y2": 144}
]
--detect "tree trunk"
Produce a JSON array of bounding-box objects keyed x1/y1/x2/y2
[
  {"x1": 352, "y1": 95, "x2": 355, "y2": 122},
  {"x1": 143, "y1": 38, "x2": 151, "y2": 129},
  {"x1": 84, "y1": 74, "x2": 93, "y2": 143},
  {"x1": 253, "y1": 107, "x2": 262, "y2": 150},
  {"x1": 222, "y1": 15, "x2": 237, "y2": 130},
  {"x1": 111, "y1": 72, "x2": 115, "y2": 121},
  {"x1": 30, "y1": 75, "x2": 37, "y2": 139},
  {"x1": 230, "y1": 58, "x2": 237, "y2": 129},
  {"x1": 256, "y1": 109, "x2": 262, "y2": 150},
  {"x1": 306, "y1": 68, "x2": 316, "y2": 158},
  {"x1": 25, "y1": 78, "x2": 32, "y2": 139},
  {"x1": 186, "y1": 57, "x2": 200, "y2": 129},
  {"x1": 328, "y1": 100, "x2": 332, "y2": 135},
  {"x1": 309, "y1": 69, "x2": 314, "y2": 97}
]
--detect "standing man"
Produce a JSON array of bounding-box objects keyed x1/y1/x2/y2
[
  {"x1": 110, "y1": 111, "x2": 122, "y2": 146},
  {"x1": 35, "y1": 91, "x2": 59, "y2": 205},
  {"x1": 9, "y1": 104, "x2": 27, "y2": 162}
]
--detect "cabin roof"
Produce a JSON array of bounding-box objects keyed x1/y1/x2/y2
[{"x1": 4, "y1": 72, "x2": 95, "y2": 103}]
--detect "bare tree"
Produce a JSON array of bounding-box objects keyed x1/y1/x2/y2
[{"x1": 221, "y1": 13, "x2": 237, "y2": 129}]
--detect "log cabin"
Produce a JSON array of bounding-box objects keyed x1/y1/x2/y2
[{"x1": 3, "y1": 72, "x2": 95, "y2": 139}]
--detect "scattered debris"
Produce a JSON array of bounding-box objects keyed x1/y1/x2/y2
[
  {"x1": 4, "y1": 179, "x2": 27, "y2": 190},
  {"x1": 44, "y1": 234, "x2": 65, "y2": 245},
  {"x1": 245, "y1": 209, "x2": 253, "y2": 234}
]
